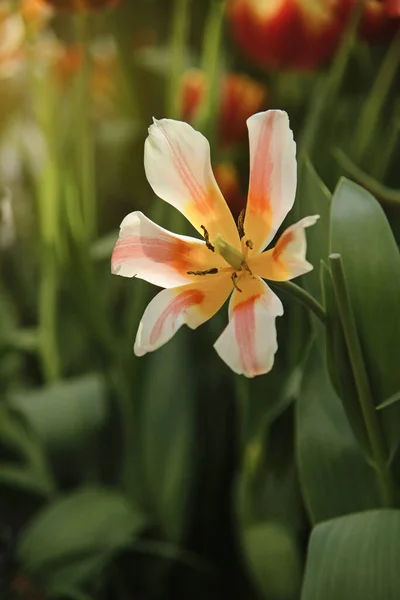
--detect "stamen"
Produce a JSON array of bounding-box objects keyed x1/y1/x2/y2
[
  {"x1": 246, "y1": 239, "x2": 253, "y2": 250},
  {"x1": 241, "y1": 260, "x2": 253, "y2": 275},
  {"x1": 200, "y1": 225, "x2": 215, "y2": 252},
  {"x1": 187, "y1": 268, "x2": 219, "y2": 275},
  {"x1": 237, "y1": 209, "x2": 245, "y2": 239},
  {"x1": 231, "y1": 272, "x2": 242, "y2": 292}
]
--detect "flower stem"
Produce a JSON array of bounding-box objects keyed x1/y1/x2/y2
[
  {"x1": 76, "y1": 13, "x2": 96, "y2": 241},
  {"x1": 194, "y1": 0, "x2": 226, "y2": 141},
  {"x1": 168, "y1": 0, "x2": 191, "y2": 118},
  {"x1": 39, "y1": 247, "x2": 60, "y2": 382},
  {"x1": 329, "y1": 253, "x2": 395, "y2": 506},
  {"x1": 269, "y1": 280, "x2": 327, "y2": 326},
  {"x1": 354, "y1": 30, "x2": 400, "y2": 164}
]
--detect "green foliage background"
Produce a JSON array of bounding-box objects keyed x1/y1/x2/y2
[{"x1": 1, "y1": 1, "x2": 400, "y2": 599}]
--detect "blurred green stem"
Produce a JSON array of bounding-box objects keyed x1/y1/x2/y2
[
  {"x1": 354, "y1": 31, "x2": 400, "y2": 164},
  {"x1": 269, "y1": 281, "x2": 326, "y2": 326},
  {"x1": 300, "y1": 0, "x2": 364, "y2": 157},
  {"x1": 168, "y1": 0, "x2": 191, "y2": 118},
  {"x1": 194, "y1": 0, "x2": 226, "y2": 142},
  {"x1": 35, "y1": 72, "x2": 61, "y2": 382},
  {"x1": 329, "y1": 253, "x2": 395, "y2": 507},
  {"x1": 39, "y1": 247, "x2": 60, "y2": 382},
  {"x1": 76, "y1": 14, "x2": 97, "y2": 241}
]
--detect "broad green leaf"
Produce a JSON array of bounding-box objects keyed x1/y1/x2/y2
[
  {"x1": 296, "y1": 157, "x2": 331, "y2": 301},
  {"x1": 296, "y1": 347, "x2": 379, "y2": 524},
  {"x1": 0, "y1": 406, "x2": 55, "y2": 496},
  {"x1": 330, "y1": 178, "x2": 400, "y2": 452},
  {"x1": 320, "y1": 262, "x2": 369, "y2": 452},
  {"x1": 18, "y1": 487, "x2": 146, "y2": 591},
  {"x1": 0, "y1": 464, "x2": 52, "y2": 497},
  {"x1": 140, "y1": 331, "x2": 195, "y2": 543},
  {"x1": 301, "y1": 509, "x2": 400, "y2": 600},
  {"x1": 8, "y1": 374, "x2": 108, "y2": 460},
  {"x1": 243, "y1": 523, "x2": 302, "y2": 600},
  {"x1": 236, "y1": 404, "x2": 305, "y2": 537}
]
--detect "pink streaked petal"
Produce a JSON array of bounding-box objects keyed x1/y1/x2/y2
[
  {"x1": 134, "y1": 275, "x2": 232, "y2": 356},
  {"x1": 144, "y1": 118, "x2": 240, "y2": 249},
  {"x1": 249, "y1": 215, "x2": 319, "y2": 281},
  {"x1": 243, "y1": 110, "x2": 297, "y2": 253},
  {"x1": 111, "y1": 211, "x2": 225, "y2": 289},
  {"x1": 214, "y1": 273, "x2": 283, "y2": 378}
]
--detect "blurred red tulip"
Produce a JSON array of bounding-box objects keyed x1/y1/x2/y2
[
  {"x1": 181, "y1": 69, "x2": 267, "y2": 146},
  {"x1": 227, "y1": 0, "x2": 354, "y2": 70},
  {"x1": 214, "y1": 162, "x2": 245, "y2": 220},
  {"x1": 360, "y1": 1, "x2": 400, "y2": 42},
  {"x1": 386, "y1": 0, "x2": 400, "y2": 17},
  {"x1": 40, "y1": 0, "x2": 120, "y2": 11}
]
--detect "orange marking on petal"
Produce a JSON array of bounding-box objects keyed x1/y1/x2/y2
[
  {"x1": 111, "y1": 234, "x2": 194, "y2": 273},
  {"x1": 150, "y1": 288, "x2": 204, "y2": 345},
  {"x1": 272, "y1": 229, "x2": 295, "y2": 259},
  {"x1": 249, "y1": 112, "x2": 278, "y2": 213},
  {"x1": 233, "y1": 294, "x2": 259, "y2": 375}
]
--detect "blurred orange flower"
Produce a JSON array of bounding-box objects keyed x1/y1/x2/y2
[
  {"x1": 46, "y1": 38, "x2": 117, "y2": 114},
  {"x1": 227, "y1": 0, "x2": 354, "y2": 70},
  {"x1": 52, "y1": 43, "x2": 84, "y2": 83},
  {"x1": 40, "y1": 0, "x2": 120, "y2": 11},
  {"x1": 20, "y1": 0, "x2": 53, "y2": 32},
  {"x1": 181, "y1": 69, "x2": 267, "y2": 146}
]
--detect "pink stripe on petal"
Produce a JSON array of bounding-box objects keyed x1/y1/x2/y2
[
  {"x1": 157, "y1": 122, "x2": 213, "y2": 216},
  {"x1": 234, "y1": 295, "x2": 259, "y2": 376},
  {"x1": 149, "y1": 288, "x2": 204, "y2": 345},
  {"x1": 249, "y1": 112, "x2": 276, "y2": 214}
]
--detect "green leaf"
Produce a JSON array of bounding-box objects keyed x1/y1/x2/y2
[
  {"x1": 301, "y1": 509, "x2": 400, "y2": 600},
  {"x1": 0, "y1": 406, "x2": 55, "y2": 496},
  {"x1": 330, "y1": 178, "x2": 400, "y2": 452},
  {"x1": 296, "y1": 346, "x2": 379, "y2": 524},
  {"x1": 139, "y1": 331, "x2": 195, "y2": 543},
  {"x1": 0, "y1": 463, "x2": 52, "y2": 497},
  {"x1": 333, "y1": 148, "x2": 400, "y2": 207},
  {"x1": 243, "y1": 523, "x2": 302, "y2": 600},
  {"x1": 320, "y1": 262, "x2": 369, "y2": 452},
  {"x1": 18, "y1": 487, "x2": 146, "y2": 591},
  {"x1": 377, "y1": 390, "x2": 400, "y2": 411},
  {"x1": 296, "y1": 156, "x2": 331, "y2": 301},
  {"x1": 8, "y1": 374, "x2": 108, "y2": 462}
]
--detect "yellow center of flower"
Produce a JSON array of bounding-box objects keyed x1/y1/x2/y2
[{"x1": 214, "y1": 233, "x2": 244, "y2": 271}]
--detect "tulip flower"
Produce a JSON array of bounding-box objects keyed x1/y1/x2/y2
[
  {"x1": 181, "y1": 69, "x2": 267, "y2": 146},
  {"x1": 227, "y1": 0, "x2": 353, "y2": 70},
  {"x1": 360, "y1": 0, "x2": 400, "y2": 42},
  {"x1": 111, "y1": 110, "x2": 318, "y2": 377}
]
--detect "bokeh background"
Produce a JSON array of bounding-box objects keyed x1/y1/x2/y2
[{"x1": 1, "y1": 1, "x2": 400, "y2": 599}]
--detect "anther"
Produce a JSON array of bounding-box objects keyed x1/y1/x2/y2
[
  {"x1": 237, "y1": 209, "x2": 245, "y2": 240},
  {"x1": 200, "y1": 225, "x2": 215, "y2": 252},
  {"x1": 187, "y1": 268, "x2": 219, "y2": 275},
  {"x1": 245, "y1": 239, "x2": 253, "y2": 250},
  {"x1": 231, "y1": 272, "x2": 242, "y2": 292}
]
